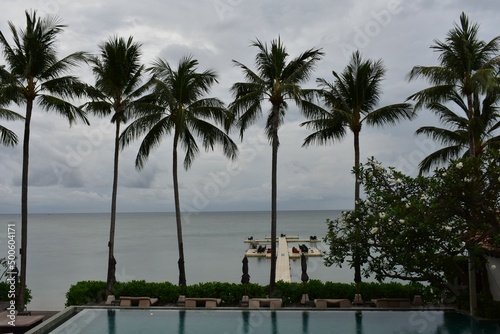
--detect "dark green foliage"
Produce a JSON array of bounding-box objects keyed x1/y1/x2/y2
[
  {"x1": 115, "y1": 281, "x2": 180, "y2": 303},
  {"x1": 186, "y1": 282, "x2": 265, "y2": 305},
  {"x1": 65, "y1": 280, "x2": 181, "y2": 306},
  {"x1": 65, "y1": 280, "x2": 435, "y2": 307},
  {"x1": 456, "y1": 292, "x2": 500, "y2": 319},
  {"x1": 65, "y1": 281, "x2": 107, "y2": 306},
  {"x1": 476, "y1": 293, "x2": 500, "y2": 319}
]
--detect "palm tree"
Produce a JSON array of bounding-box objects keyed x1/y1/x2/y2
[
  {"x1": 407, "y1": 12, "x2": 500, "y2": 160},
  {"x1": 229, "y1": 37, "x2": 323, "y2": 295},
  {"x1": 0, "y1": 10, "x2": 89, "y2": 310},
  {"x1": 85, "y1": 36, "x2": 153, "y2": 297},
  {"x1": 301, "y1": 50, "x2": 413, "y2": 284},
  {"x1": 407, "y1": 13, "x2": 500, "y2": 315},
  {"x1": 120, "y1": 55, "x2": 238, "y2": 288}
]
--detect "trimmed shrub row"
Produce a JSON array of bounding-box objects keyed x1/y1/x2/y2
[{"x1": 66, "y1": 280, "x2": 437, "y2": 307}]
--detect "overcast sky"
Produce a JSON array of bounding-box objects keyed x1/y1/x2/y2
[{"x1": 0, "y1": 0, "x2": 498, "y2": 214}]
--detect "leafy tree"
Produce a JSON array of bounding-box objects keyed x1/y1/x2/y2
[
  {"x1": 0, "y1": 10, "x2": 89, "y2": 309},
  {"x1": 85, "y1": 36, "x2": 153, "y2": 297},
  {"x1": 324, "y1": 150, "x2": 500, "y2": 298},
  {"x1": 229, "y1": 37, "x2": 323, "y2": 294},
  {"x1": 120, "y1": 55, "x2": 237, "y2": 288},
  {"x1": 301, "y1": 51, "x2": 413, "y2": 284}
]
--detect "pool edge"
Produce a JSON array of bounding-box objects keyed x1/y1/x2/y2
[{"x1": 25, "y1": 307, "x2": 78, "y2": 334}]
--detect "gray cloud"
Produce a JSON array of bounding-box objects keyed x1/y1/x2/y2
[{"x1": 0, "y1": 0, "x2": 497, "y2": 213}]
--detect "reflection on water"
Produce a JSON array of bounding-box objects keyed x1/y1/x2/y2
[
  {"x1": 355, "y1": 310, "x2": 363, "y2": 334},
  {"x1": 242, "y1": 311, "x2": 249, "y2": 334},
  {"x1": 178, "y1": 310, "x2": 186, "y2": 334},
  {"x1": 302, "y1": 311, "x2": 309, "y2": 334},
  {"x1": 47, "y1": 309, "x2": 500, "y2": 334},
  {"x1": 272, "y1": 311, "x2": 277, "y2": 334},
  {"x1": 107, "y1": 309, "x2": 115, "y2": 334}
]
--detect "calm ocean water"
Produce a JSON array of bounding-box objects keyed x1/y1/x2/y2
[{"x1": 0, "y1": 210, "x2": 352, "y2": 311}]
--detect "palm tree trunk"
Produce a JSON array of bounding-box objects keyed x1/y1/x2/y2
[
  {"x1": 269, "y1": 106, "x2": 279, "y2": 296},
  {"x1": 106, "y1": 121, "x2": 120, "y2": 296},
  {"x1": 18, "y1": 100, "x2": 33, "y2": 311},
  {"x1": 173, "y1": 133, "x2": 187, "y2": 288},
  {"x1": 465, "y1": 93, "x2": 477, "y2": 316},
  {"x1": 353, "y1": 130, "x2": 362, "y2": 284},
  {"x1": 466, "y1": 93, "x2": 476, "y2": 157}
]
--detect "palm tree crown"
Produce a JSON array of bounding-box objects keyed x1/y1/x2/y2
[
  {"x1": 230, "y1": 37, "x2": 324, "y2": 141},
  {"x1": 408, "y1": 12, "x2": 500, "y2": 167}
]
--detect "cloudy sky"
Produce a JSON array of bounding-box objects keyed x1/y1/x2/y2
[{"x1": 0, "y1": 0, "x2": 498, "y2": 214}]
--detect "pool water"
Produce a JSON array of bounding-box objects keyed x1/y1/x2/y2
[{"x1": 48, "y1": 309, "x2": 500, "y2": 334}]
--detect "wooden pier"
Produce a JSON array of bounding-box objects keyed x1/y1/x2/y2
[
  {"x1": 276, "y1": 236, "x2": 291, "y2": 282},
  {"x1": 244, "y1": 235, "x2": 320, "y2": 243},
  {"x1": 244, "y1": 235, "x2": 323, "y2": 282}
]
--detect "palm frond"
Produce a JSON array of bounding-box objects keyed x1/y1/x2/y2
[
  {"x1": 415, "y1": 126, "x2": 467, "y2": 146},
  {"x1": 418, "y1": 145, "x2": 464, "y2": 174},
  {"x1": 37, "y1": 95, "x2": 89, "y2": 125},
  {"x1": 364, "y1": 103, "x2": 414, "y2": 127},
  {"x1": 0, "y1": 124, "x2": 19, "y2": 146}
]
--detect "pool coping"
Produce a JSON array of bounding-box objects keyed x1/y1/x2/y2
[{"x1": 22, "y1": 305, "x2": 476, "y2": 334}]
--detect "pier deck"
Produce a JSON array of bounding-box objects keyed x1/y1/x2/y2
[
  {"x1": 244, "y1": 235, "x2": 323, "y2": 282},
  {"x1": 244, "y1": 236, "x2": 320, "y2": 243},
  {"x1": 276, "y1": 236, "x2": 291, "y2": 282}
]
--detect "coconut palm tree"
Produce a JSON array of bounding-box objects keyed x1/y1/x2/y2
[
  {"x1": 229, "y1": 37, "x2": 323, "y2": 295},
  {"x1": 301, "y1": 50, "x2": 413, "y2": 284},
  {"x1": 407, "y1": 13, "x2": 500, "y2": 315},
  {"x1": 85, "y1": 36, "x2": 153, "y2": 297},
  {"x1": 407, "y1": 12, "x2": 500, "y2": 159},
  {"x1": 120, "y1": 55, "x2": 238, "y2": 288},
  {"x1": 0, "y1": 10, "x2": 89, "y2": 310}
]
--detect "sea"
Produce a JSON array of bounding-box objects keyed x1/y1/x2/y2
[{"x1": 0, "y1": 210, "x2": 355, "y2": 311}]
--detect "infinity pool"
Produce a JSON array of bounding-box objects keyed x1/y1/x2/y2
[{"x1": 41, "y1": 309, "x2": 500, "y2": 334}]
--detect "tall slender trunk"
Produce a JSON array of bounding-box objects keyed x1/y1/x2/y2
[
  {"x1": 465, "y1": 92, "x2": 478, "y2": 316},
  {"x1": 173, "y1": 132, "x2": 186, "y2": 288},
  {"x1": 106, "y1": 121, "x2": 120, "y2": 296},
  {"x1": 19, "y1": 99, "x2": 33, "y2": 311},
  {"x1": 353, "y1": 130, "x2": 362, "y2": 284},
  {"x1": 466, "y1": 93, "x2": 476, "y2": 157},
  {"x1": 269, "y1": 105, "x2": 279, "y2": 296}
]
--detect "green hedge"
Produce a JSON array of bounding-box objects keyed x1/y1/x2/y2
[{"x1": 66, "y1": 280, "x2": 436, "y2": 307}]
